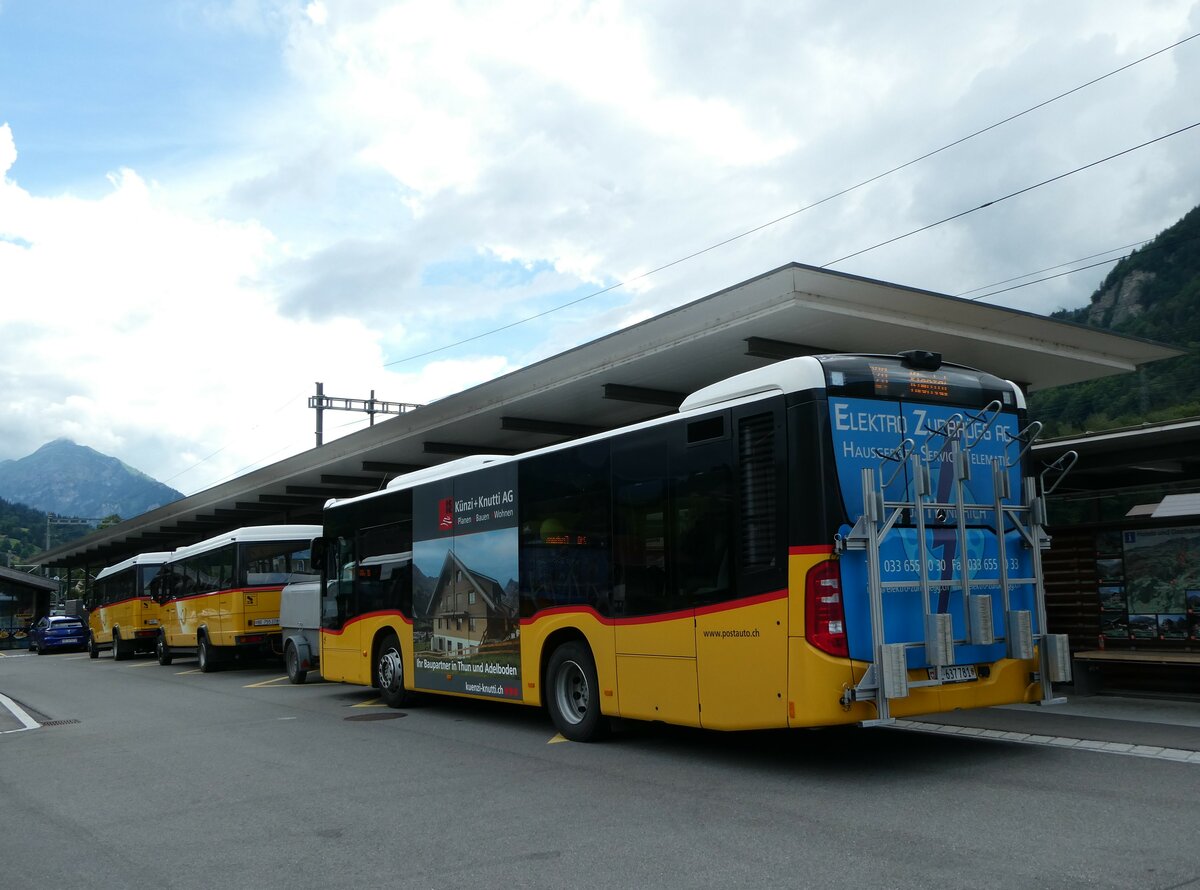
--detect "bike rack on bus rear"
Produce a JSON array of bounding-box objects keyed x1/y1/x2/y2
[{"x1": 839, "y1": 406, "x2": 1076, "y2": 725}]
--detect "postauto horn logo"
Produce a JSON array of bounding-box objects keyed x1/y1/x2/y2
[{"x1": 439, "y1": 498, "x2": 454, "y2": 531}]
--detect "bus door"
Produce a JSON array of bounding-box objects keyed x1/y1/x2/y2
[
  {"x1": 690, "y1": 404, "x2": 789, "y2": 730},
  {"x1": 612, "y1": 429, "x2": 699, "y2": 727},
  {"x1": 320, "y1": 536, "x2": 362, "y2": 682}
]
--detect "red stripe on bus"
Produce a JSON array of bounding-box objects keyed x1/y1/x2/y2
[
  {"x1": 321, "y1": 610, "x2": 411, "y2": 636},
  {"x1": 694, "y1": 589, "x2": 787, "y2": 616},
  {"x1": 519, "y1": 605, "x2": 614, "y2": 627},
  {"x1": 521, "y1": 590, "x2": 788, "y2": 627}
]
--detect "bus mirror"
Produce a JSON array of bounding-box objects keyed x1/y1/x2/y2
[{"x1": 310, "y1": 536, "x2": 327, "y2": 568}]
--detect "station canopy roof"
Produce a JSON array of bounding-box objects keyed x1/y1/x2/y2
[
  {"x1": 1033, "y1": 416, "x2": 1200, "y2": 502},
  {"x1": 36, "y1": 262, "x2": 1182, "y2": 570}
]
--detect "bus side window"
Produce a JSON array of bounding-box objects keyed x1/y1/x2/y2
[
  {"x1": 673, "y1": 413, "x2": 734, "y2": 605},
  {"x1": 517, "y1": 440, "x2": 611, "y2": 617},
  {"x1": 613, "y1": 428, "x2": 674, "y2": 616},
  {"x1": 356, "y1": 519, "x2": 413, "y2": 617}
]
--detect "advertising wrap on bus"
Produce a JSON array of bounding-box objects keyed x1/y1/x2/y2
[
  {"x1": 829, "y1": 397, "x2": 1038, "y2": 668},
  {"x1": 412, "y1": 462, "x2": 522, "y2": 698}
]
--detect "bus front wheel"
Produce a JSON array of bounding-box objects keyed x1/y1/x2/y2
[
  {"x1": 112, "y1": 629, "x2": 126, "y2": 661},
  {"x1": 88, "y1": 635, "x2": 99, "y2": 659},
  {"x1": 375, "y1": 633, "x2": 414, "y2": 708},
  {"x1": 546, "y1": 641, "x2": 609, "y2": 743}
]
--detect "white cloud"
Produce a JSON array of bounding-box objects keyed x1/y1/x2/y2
[
  {"x1": 3, "y1": 1, "x2": 1199, "y2": 502},
  {"x1": 0, "y1": 123, "x2": 15, "y2": 178}
]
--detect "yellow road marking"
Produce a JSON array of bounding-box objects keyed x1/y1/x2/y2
[
  {"x1": 547, "y1": 734, "x2": 568, "y2": 744},
  {"x1": 175, "y1": 669, "x2": 201, "y2": 675},
  {"x1": 351, "y1": 697, "x2": 388, "y2": 708},
  {"x1": 245, "y1": 675, "x2": 329, "y2": 688},
  {"x1": 245, "y1": 676, "x2": 290, "y2": 688},
  {"x1": 129, "y1": 661, "x2": 161, "y2": 668}
]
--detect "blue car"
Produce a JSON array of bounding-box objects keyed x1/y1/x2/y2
[{"x1": 28, "y1": 616, "x2": 89, "y2": 654}]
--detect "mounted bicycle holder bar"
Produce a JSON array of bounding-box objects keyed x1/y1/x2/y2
[{"x1": 840, "y1": 410, "x2": 1076, "y2": 725}]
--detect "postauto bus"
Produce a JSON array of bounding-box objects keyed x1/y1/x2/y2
[
  {"x1": 312, "y1": 352, "x2": 1072, "y2": 741},
  {"x1": 88, "y1": 551, "x2": 170, "y2": 660},
  {"x1": 150, "y1": 525, "x2": 321, "y2": 672}
]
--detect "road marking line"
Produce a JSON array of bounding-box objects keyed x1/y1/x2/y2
[
  {"x1": 175, "y1": 669, "x2": 201, "y2": 675},
  {"x1": 0, "y1": 692, "x2": 40, "y2": 733},
  {"x1": 245, "y1": 676, "x2": 290, "y2": 688},
  {"x1": 894, "y1": 720, "x2": 1200, "y2": 765},
  {"x1": 245, "y1": 676, "x2": 329, "y2": 688},
  {"x1": 351, "y1": 697, "x2": 387, "y2": 708},
  {"x1": 129, "y1": 661, "x2": 161, "y2": 668},
  {"x1": 547, "y1": 734, "x2": 568, "y2": 745}
]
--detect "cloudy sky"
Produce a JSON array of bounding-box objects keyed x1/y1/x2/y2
[{"x1": 2, "y1": 0, "x2": 1198, "y2": 498}]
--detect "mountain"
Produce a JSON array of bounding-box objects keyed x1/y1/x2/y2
[
  {"x1": 0, "y1": 439, "x2": 183, "y2": 522},
  {"x1": 1030, "y1": 204, "x2": 1200, "y2": 435}
]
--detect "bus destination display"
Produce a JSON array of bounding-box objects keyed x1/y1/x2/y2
[{"x1": 869, "y1": 363, "x2": 951, "y2": 400}]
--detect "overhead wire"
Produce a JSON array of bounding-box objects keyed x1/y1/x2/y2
[
  {"x1": 954, "y1": 240, "x2": 1152, "y2": 297},
  {"x1": 162, "y1": 389, "x2": 310, "y2": 490},
  {"x1": 819, "y1": 121, "x2": 1200, "y2": 268},
  {"x1": 380, "y1": 32, "x2": 1199, "y2": 368},
  {"x1": 961, "y1": 227, "x2": 1200, "y2": 302}
]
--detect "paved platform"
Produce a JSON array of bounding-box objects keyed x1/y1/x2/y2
[{"x1": 899, "y1": 693, "x2": 1200, "y2": 762}]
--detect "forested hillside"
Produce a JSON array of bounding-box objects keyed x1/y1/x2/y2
[
  {"x1": 0, "y1": 496, "x2": 90, "y2": 565},
  {"x1": 1030, "y1": 204, "x2": 1200, "y2": 434}
]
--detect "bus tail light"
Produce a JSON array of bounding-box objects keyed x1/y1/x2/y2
[{"x1": 805, "y1": 559, "x2": 848, "y2": 657}]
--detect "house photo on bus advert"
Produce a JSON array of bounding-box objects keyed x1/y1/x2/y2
[{"x1": 412, "y1": 463, "x2": 521, "y2": 698}]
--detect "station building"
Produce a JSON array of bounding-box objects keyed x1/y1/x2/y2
[
  {"x1": 0, "y1": 565, "x2": 58, "y2": 650},
  {"x1": 29, "y1": 263, "x2": 1197, "y2": 691}
]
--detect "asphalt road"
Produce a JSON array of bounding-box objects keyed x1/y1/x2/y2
[{"x1": 1, "y1": 649, "x2": 1196, "y2": 890}]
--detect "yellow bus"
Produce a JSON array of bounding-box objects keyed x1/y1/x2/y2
[
  {"x1": 150, "y1": 525, "x2": 321, "y2": 672},
  {"x1": 315, "y1": 352, "x2": 1072, "y2": 740},
  {"x1": 88, "y1": 551, "x2": 170, "y2": 660}
]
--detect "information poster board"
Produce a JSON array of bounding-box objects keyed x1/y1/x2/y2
[{"x1": 1099, "y1": 527, "x2": 1200, "y2": 641}]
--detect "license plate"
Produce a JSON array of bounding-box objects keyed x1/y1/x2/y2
[
  {"x1": 60, "y1": 638, "x2": 79, "y2": 644},
  {"x1": 928, "y1": 665, "x2": 977, "y2": 683},
  {"x1": 252, "y1": 618, "x2": 279, "y2": 627}
]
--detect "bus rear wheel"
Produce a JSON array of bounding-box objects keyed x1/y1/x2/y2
[
  {"x1": 112, "y1": 629, "x2": 127, "y2": 661},
  {"x1": 374, "y1": 632, "x2": 414, "y2": 708},
  {"x1": 197, "y1": 634, "x2": 218, "y2": 673},
  {"x1": 156, "y1": 634, "x2": 173, "y2": 666},
  {"x1": 88, "y1": 635, "x2": 99, "y2": 659},
  {"x1": 546, "y1": 641, "x2": 609, "y2": 742}
]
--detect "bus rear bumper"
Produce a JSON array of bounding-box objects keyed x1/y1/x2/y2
[{"x1": 787, "y1": 636, "x2": 1041, "y2": 727}]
